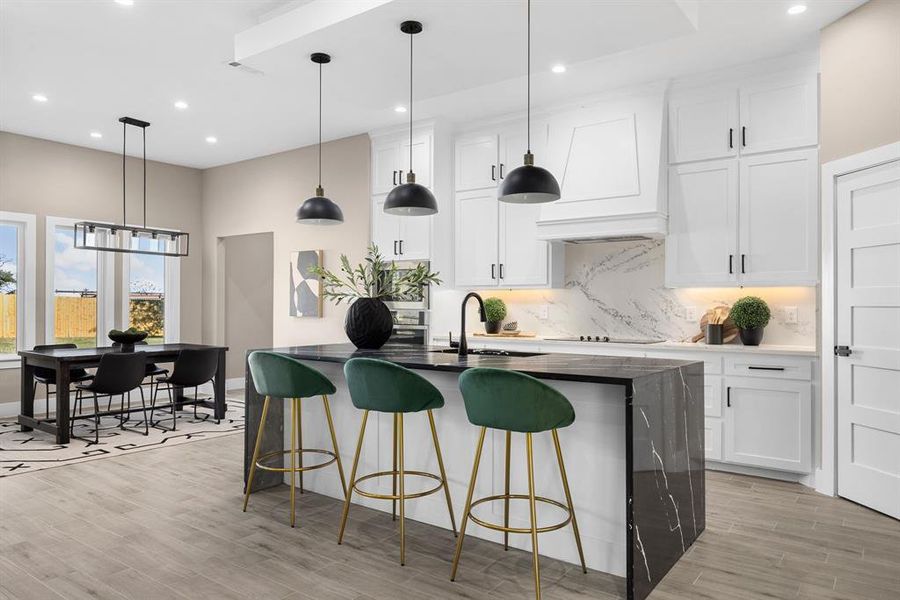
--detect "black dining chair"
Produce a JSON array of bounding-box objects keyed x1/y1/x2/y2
[
  {"x1": 109, "y1": 340, "x2": 169, "y2": 420},
  {"x1": 151, "y1": 348, "x2": 220, "y2": 431},
  {"x1": 73, "y1": 352, "x2": 147, "y2": 444},
  {"x1": 32, "y1": 343, "x2": 94, "y2": 419}
]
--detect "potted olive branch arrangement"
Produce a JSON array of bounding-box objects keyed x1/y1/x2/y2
[
  {"x1": 309, "y1": 244, "x2": 441, "y2": 349},
  {"x1": 730, "y1": 296, "x2": 771, "y2": 346}
]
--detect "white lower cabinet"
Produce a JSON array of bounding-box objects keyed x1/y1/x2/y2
[
  {"x1": 722, "y1": 376, "x2": 812, "y2": 473},
  {"x1": 705, "y1": 419, "x2": 723, "y2": 461}
]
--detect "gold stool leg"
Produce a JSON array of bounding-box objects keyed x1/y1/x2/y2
[
  {"x1": 297, "y1": 396, "x2": 304, "y2": 494},
  {"x1": 553, "y1": 429, "x2": 587, "y2": 573},
  {"x1": 243, "y1": 395, "x2": 271, "y2": 512},
  {"x1": 290, "y1": 398, "x2": 298, "y2": 527},
  {"x1": 322, "y1": 395, "x2": 347, "y2": 499},
  {"x1": 398, "y1": 412, "x2": 406, "y2": 566},
  {"x1": 338, "y1": 410, "x2": 369, "y2": 544},
  {"x1": 427, "y1": 410, "x2": 458, "y2": 536},
  {"x1": 450, "y1": 426, "x2": 487, "y2": 581},
  {"x1": 526, "y1": 432, "x2": 542, "y2": 600},
  {"x1": 504, "y1": 429, "x2": 512, "y2": 550},
  {"x1": 392, "y1": 413, "x2": 398, "y2": 521}
]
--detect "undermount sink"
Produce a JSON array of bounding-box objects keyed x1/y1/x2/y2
[{"x1": 431, "y1": 348, "x2": 546, "y2": 358}]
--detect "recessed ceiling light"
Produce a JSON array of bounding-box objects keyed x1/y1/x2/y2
[
  {"x1": 174, "y1": 100, "x2": 189, "y2": 110},
  {"x1": 394, "y1": 105, "x2": 407, "y2": 113},
  {"x1": 32, "y1": 93, "x2": 48, "y2": 103},
  {"x1": 90, "y1": 132, "x2": 103, "y2": 139},
  {"x1": 115, "y1": 0, "x2": 134, "y2": 6},
  {"x1": 205, "y1": 136, "x2": 218, "y2": 144},
  {"x1": 787, "y1": 4, "x2": 807, "y2": 15},
  {"x1": 551, "y1": 64, "x2": 566, "y2": 74}
]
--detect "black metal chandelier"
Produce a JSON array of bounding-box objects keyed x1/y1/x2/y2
[
  {"x1": 498, "y1": 0, "x2": 560, "y2": 204},
  {"x1": 384, "y1": 20, "x2": 438, "y2": 216},
  {"x1": 297, "y1": 52, "x2": 344, "y2": 225},
  {"x1": 74, "y1": 117, "x2": 190, "y2": 257}
]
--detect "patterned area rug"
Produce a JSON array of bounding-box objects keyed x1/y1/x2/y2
[{"x1": 0, "y1": 391, "x2": 245, "y2": 477}]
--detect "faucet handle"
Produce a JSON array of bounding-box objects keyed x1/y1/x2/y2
[{"x1": 448, "y1": 331, "x2": 459, "y2": 349}]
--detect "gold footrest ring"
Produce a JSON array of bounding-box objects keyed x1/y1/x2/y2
[
  {"x1": 352, "y1": 470, "x2": 444, "y2": 501},
  {"x1": 468, "y1": 494, "x2": 572, "y2": 534},
  {"x1": 255, "y1": 448, "x2": 337, "y2": 473}
]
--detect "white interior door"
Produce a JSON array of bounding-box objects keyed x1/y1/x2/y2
[{"x1": 836, "y1": 159, "x2": 900, "y2": 519}]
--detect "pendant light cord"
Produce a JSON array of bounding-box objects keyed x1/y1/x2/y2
[
  {"x1": 318, "y1": 61, "x2": 323, "y2": 189},
  {"x1": 122, "y1": 121, "x2": 126, "y2": 226},
  {"x1": 142, "y1": 126, "x2": 147, "y2": 228},
  {"x1": 526, "y1": 0, "x2": 531, "y2": 154},
  {"x1": 409, "y1": 30, "x2": 413, "y2": 173}
]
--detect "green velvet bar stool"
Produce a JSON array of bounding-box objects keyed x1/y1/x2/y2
[
  {"x1": 244, "y1": 351, "x2": 348, "y2": 527},
  {"x1": 451, "y1": 367, "x2": 586, "y2": 600},
  {"x1": 338, "y1": 358, "x2": 457, "y2": 566}
]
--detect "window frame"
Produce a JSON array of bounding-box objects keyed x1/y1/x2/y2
[
  {"x1": 45, "y1": 216, "x2": 115, "y2": 347},
  {"x1": 0, "y1": 211, "x2": 36, "y2": 366},
  {"x1": 121, "y1": 251, "x2": 181, "y2": 344}
]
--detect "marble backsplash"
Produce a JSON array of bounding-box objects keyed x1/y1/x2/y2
[{"x1": 431, "y1": 240, "x2": 817, "y2": 346}]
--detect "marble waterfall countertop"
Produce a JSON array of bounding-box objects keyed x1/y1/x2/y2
[{"x1": 262, "y1": 343, "x2": 699, "y2": 385}]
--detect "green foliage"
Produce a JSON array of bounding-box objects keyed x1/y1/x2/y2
[
  {"x1": 0, "y1": 253, "x2": 15, "y2": 293},
  {"x1": 128, "y1": 299, "x2": 164, "y2": 336},
  {"x1": 483, "y1": 297, "x2": 507, "y2": 322},
  {"x1": 730, "y1": 296, "x2": 771, "y2": 329},
  {"x1": 308, "y1": 244, "x2": 441, "y2": 305}
]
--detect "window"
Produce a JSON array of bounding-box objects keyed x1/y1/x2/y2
[
  {"x1": 123, "y1": 251, "x2": 180, "y2": 343},
  {"x1": 0, "y1": 212, "x2": 36, "y2": 362},
  {"x1": 46, "y1": 217, "x2": 114, "y2": 347}
]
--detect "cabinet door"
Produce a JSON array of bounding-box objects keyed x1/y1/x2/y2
[
  {"x1": 738, "y1": 149, "x2": 818, "y2": 285},
  {"x1": 455, "y1": 135, "x2": 498, "y2": 192},
  {"x1": 665, "y1": 160, "x2": 739, "y2": 286},
  {"x1": 498, "y1": 202, "x2": 548, "y2": 287},
  {"x1": 401, "y1": 134, "x2": 432, "y2": 189},
  {"x1": 455, "y1": 189, "x2": 499, "y2": 288},
  {"x1": 397, "y1": 216, "x2": 431, "y2": 260},
  {"x1": 372, "y1": 196, "x2": 400, "y2": 258},
  {"x1": 372, "y1": 142, "x2": 401, "y2": 195},
  {"x1": 723, "y1": 377, "x2": 812, "y2": 473},
  {"x1": 739, "y1": 73, "x2": 818, "y2": 154},
  {"x1": 668, "y1": 87, "x2": 739, "y2": 163}
]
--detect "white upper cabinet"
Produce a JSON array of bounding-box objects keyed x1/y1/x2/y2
[
  {"x1": 455, "y1": 134, "x2": 499, "y2": 192},
  {"x1": 372, "y1": 196, "x2": 400, "y2": 257},
  {"x1": 666, "y1": 160, "x2": 739, "y2": 286},
  {"x1": 455, "y1": 189, "x2": 499, "y2": 288},
  {"x1": 373, "y1": 133, "x2": 432, "y2": 194},
  {"x1": 739, "y1": 73, "x2": 818, "y2": 155},
  {"x1": 739, "y1": 149, "x2": 818, "y2": 285},
  {"x1": 401, "y1": 134, "x2": 432, "y2": 189},
  {"x1": 372, "y1": 142, "x2": 401, "y2": 195},
  {"x1": 668, "y1": 88, "x2": 739, "y2": 164}
]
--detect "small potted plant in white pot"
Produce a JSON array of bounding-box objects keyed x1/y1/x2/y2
[
  {"x1": 483, "y1": 297, "x2": 507, "y2": 334},
  {"x1": 310, "y1": 245, "x2": 441, "y2": 349},
  {"x1": 730, "y1": 296, "x2": 771, "y2": 346}
]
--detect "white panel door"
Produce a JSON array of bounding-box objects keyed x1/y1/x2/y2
[
  {"x1": 668, "y1": 87, "x2": 739, "y2": 164},
  {"x1": 372, "y1": 196, "x2": 401, "y2": 258},
  {"x1": 400, "y1": 134, "x2": 432, "y2": 189},
  {"x1": 724, "y1": 377, "x2": 812, "y2": 473},
  {"x1": 397, "y1": 216, "x2": 431, "y2": 260},
  {"x1": 836, "y1": 159, "x2": 900, "y2": 519},
  {"x1": 665, "y1": 160, "x2": 739, "y2": 287},
  {"x1": 372, "y1": 142, "x2": 401, "y2": 195},
  {"x1": 455, "y1": 135, "x2": 498, "y2": 192},
  {"x1": 739, "y1": 72, "x2": 818, "y2": 155},
  {"x1": 455, "y1": 189, "x2": 499, "y2": 288},
  {"x1": 739, "y1": 149, "x2": 818, "y2": 285}
]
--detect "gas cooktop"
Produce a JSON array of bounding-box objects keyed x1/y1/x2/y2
[{"x1": 544, "y1": 335, "x2": 665, "y2": 344}]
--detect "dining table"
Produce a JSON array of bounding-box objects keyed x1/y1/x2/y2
[{"x1": 17, "y1": 343, "x2": 229, "y2": 444}]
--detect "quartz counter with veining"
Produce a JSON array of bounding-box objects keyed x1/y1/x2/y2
[{"x1": 244, "y1": 344, "x2": 705, "y2": 600}]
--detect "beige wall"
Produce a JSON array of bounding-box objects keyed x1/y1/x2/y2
[
  {"x1": 222, "y1": 232, "x2": 274, "y2": 378},
  {"x1": 0, "y1": 131, "x2": 204, "y2": 405},
  {"x1": 200, "y1": 134, "x2": 370, "y2": 355},
  {"x1": 820, "y1": 0, "x2": 900, "y2": 163}
]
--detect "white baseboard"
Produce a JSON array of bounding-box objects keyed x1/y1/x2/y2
[{"x1": 706, "y1": 460, "x2": 813, "y2": 486}]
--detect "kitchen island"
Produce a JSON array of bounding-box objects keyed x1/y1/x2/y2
[{"x1": 244, "y1": 344, "x2": 704, "y2": 600}]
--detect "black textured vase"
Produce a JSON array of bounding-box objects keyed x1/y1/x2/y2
[
  {"x1": 739, "y1": 327, "x2": 765, "y2": 346},
  {"x1": 345, "y1": 298, "x2": 393, "y2": 349}
]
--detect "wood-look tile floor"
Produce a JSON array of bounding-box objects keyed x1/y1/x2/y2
[{"x1": 1, "y1": 432, "x2": 898, "y2": 600}]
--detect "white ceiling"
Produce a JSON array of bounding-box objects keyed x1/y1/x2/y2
[{"x1": 0, "y1": 0, "x2": 865, "y2": 169}]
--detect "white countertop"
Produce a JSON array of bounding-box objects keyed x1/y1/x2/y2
[{"x1": 433, "y1": 334, "x2": 818, "y2": 357}]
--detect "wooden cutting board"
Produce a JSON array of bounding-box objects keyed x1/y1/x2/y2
[
  {"x1": 473, "y1": 331, "x2": 537, "y2": 338},
  {"x1": 691, "y1": 306, "x2": 739, "y2": 343}
]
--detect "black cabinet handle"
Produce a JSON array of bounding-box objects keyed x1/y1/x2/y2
[
  {"x1": 491, "y1": 165, "x2": 496, "y2": 181},
  {"x1": 398, "y1": 170, "x2": 403, "y2": 183},
  {"x1": 499, "y1": 163, "x2": 505, "y2": 179},
  {"x1": 398, "y1": 240, "x2": 403, "y2": 255},
  {"x1": 392, "y1": 170, "x2": 397, "y2": 186},
  {"x1": 491, "y1": 263, "x2": 496, "y2": 280},
  {"x1": 834, "y1": 345, "x2": 852, "y2": 357},
  {"x1": 741, "y1": 254, "x2": 746, "y2": 274},
  {"x1": 393, "y1": 240, "x2": 398, "y2": 255},
  {"x1": 748, "y1": 366, "x2": 786, "y2": 372},
  {"x1": 499, "y1": 263, "x2": 504, "y2": 279},
  {"x1": 741, "y1": 126, "x2": 746, "y2": 147},
  {"x1": 729, "y1": 254, "x2": 733, "y2": 274},
  {"x1": 726, "y1": 386, "x2": 731, "y2": 408},
  {"x1": 729, "y1": 128, "x2": 733, "y2": 149}
]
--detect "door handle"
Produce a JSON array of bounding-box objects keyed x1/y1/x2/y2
[
  {"x1": 491, "y1": 263, "x2": 496, "y2": 280},
  {"x1": 747, "y1": 366, "x2": 785, "y2": 372},
  {"x1": 834, "y1": 345, "x2": 852, "y2": 357},
  {"x1": 393, "y1": 240, "x2": 398, "y2": 255},
  {"x1": 741, "y1": 254, "x2": 746, "y2": 274},
  {"x1": 499, "y1": 163, "x2": 505, "y2": 179},
  {"x1": 499, "y1": 263, "x2": 504, "y2": 279},
  {"x1": 398, "y1": 240, "x2": 403, "y2": 255},
  {"x1": 729, "y1": 254, "x2": 733, "y2": 274},
  {"x1": 729, "y1": 128, "x2": 733, "y2": 149},
  {"x1": 392, "y1": 170, "x2": 397, "y2": 186},
  {"x1": 741, "y1": 126, "x2": 747, "y2": 147},
  {"x1": 726, "y1": 386, "x2": 731, "y2": 408},
  {"x1": 491, "y1": 165, "x2": 496, "y2": 181}
]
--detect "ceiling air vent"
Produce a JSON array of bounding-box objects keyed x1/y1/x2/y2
[{"x1": 226, "y1": 61, "x2": 264, "y2": 76}]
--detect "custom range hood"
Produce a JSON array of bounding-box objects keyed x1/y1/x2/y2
[
  {"x1": 535, "y1": 83, "x2": 668, "y2": 243},
  {"x1": 75, "y1": 117, "x2": 189, "y2": 257}
]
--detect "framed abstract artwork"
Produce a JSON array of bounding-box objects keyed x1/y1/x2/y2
[{"x1": 289, "y1": 250, "x2": 323, "y2": 317}]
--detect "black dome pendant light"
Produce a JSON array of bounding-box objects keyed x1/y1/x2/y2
[
  {"x1": 297, "y1": 52, "x2": 344, "y2": 225},
  {"x1": 498, "y1": 0, "x2": 560, "y2": 204},
  {"x1": 384, "y1": 20, "x2": 438, "y2": 216}
]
